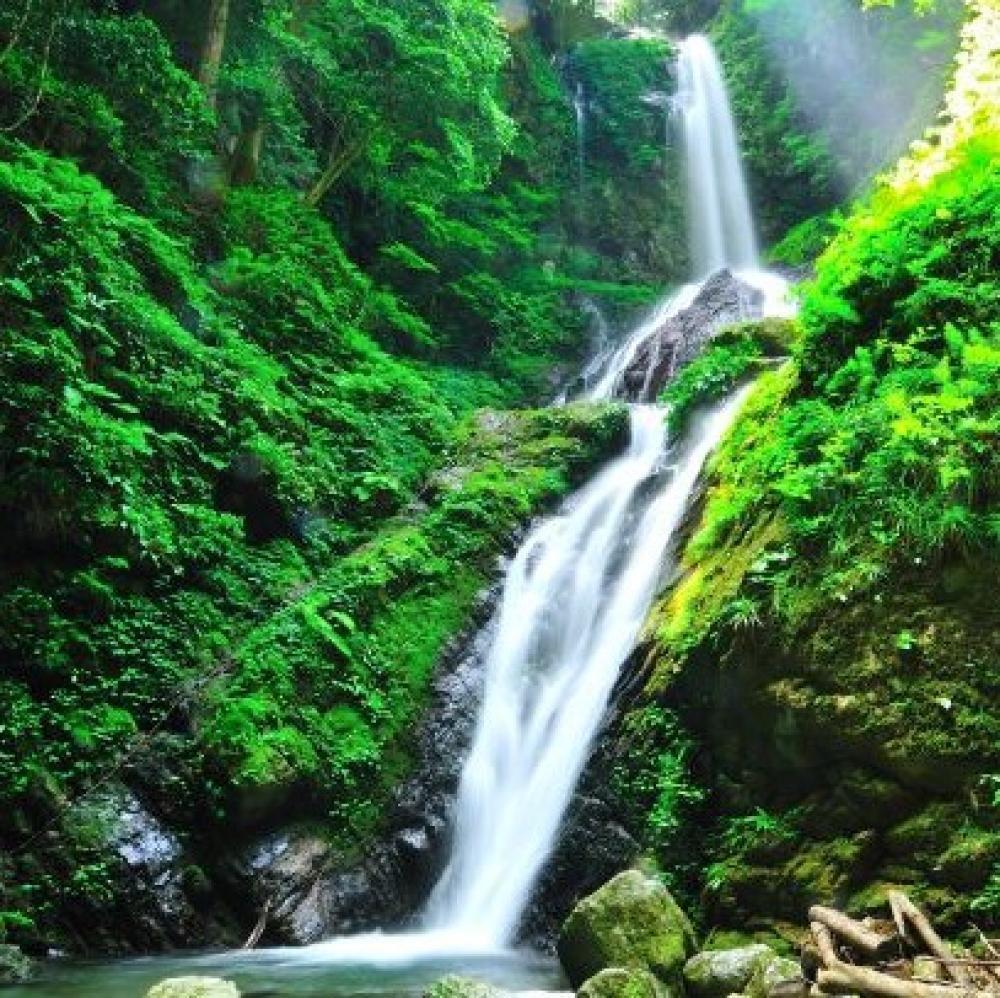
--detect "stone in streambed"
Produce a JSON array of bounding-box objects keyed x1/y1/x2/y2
[
  {"x1": 424, "y1": 976, "x2": 505, "y2": 998},
  {"x1": 744, "y1": 952, "x2": 802, "y2": 998},
  {"x1": 578, "y1": 966, "x2": 673, "y2": 997},
  {"x1": 146, "y1": 977, "x2": 241, "y2": 998},
  {"x1": 683, "y1": 944, "x2": 774, "y2": 998},
  {"x1": 557, "y1": 869, "x2": 697, "y2": 989},
  {"x1": 0, "y1": 944, "x2": 35, "y2": 985}
]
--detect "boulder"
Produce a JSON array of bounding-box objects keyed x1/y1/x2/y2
[
  {"x1": 578, "y1": 966, "x2": 673, "y2": 997},
  {"x1": 557, "y1": 869, "x2": 697, "y2": 988},
  {"x1": 146, "y1": 978, "x2": 241, "y2": 998},
  {"x1": 618, "y1": 270, "x2": 766, "y2": 402},
  {"x1": 683, "y1": 945, "x2": 774, "y2": 998},
  {"x1": 0, "y1": 944, "x2": 35, "y2": 984},
  {"x1": 744, "y1": 952, "x2": 801, "y2": 998},
  {"x1": 424, "y1": 976, "x2": 505, "y2": 998}
]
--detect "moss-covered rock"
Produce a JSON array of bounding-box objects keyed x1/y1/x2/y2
[
  {"x1": 557, "y1": 869, "x2": 697, "y2": 988},
  {"x1": 683, "y1": 945, "x2": 774, "y2": 998},
  {"x1": 578, "y1": 966, "x2": 673, "y2": 998},
  {"x1": 146, "y1": 979, "x2": 240, "y2": 998},
  {"x1": 744, "y1": 953, "x2": 801, "y2": 998},
  {"x1": 423, "y1": 976, "x2": 504, "y2": 998}
]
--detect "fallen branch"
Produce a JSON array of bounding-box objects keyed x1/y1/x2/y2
[
  {"x1": 817, "y1": 964, "x2": 989, "y2": 998},
  {"x1": 810, "y1": 905, "x2": 901, "y2": 962},
  {"x1": 889, "y1": 892, "x2": 971, "y2": 986}
]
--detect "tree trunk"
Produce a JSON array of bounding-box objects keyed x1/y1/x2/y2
[
  {"x1": 198, "y1": 0, "x2": 230, "y2": 109},
  {"x1": 228, "y1": 124, "x2": 264, "y2": 186}
]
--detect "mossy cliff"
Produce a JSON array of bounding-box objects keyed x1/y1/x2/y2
[
  {"x1": 2, "y1": 400, "x2": 627, "y2": 953},
  {"x1": 607, "y1": 5, "x2": 1000, "y2": 939}
]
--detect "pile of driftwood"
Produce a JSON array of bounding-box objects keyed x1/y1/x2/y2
[{"x1": 798, "y1": 893, "x2": 1000, "y2": 998}]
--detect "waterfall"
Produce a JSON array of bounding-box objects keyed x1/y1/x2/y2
[
  {"x1": 574, "y1": 83, "x2": 587, "y2": 221},
  {"x1": 305, "y1": 31, "x2": 780, "y2": 965},
  {"x1": 423, "y1": 394, "x2": 746, "y2": 945},
  {"x1": 677, "y1": 35, "x2": 759, "y2": 275}
]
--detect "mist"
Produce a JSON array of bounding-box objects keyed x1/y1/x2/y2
[{"x1": 741, "y1": 0, "x2": 964, "y2": 188}]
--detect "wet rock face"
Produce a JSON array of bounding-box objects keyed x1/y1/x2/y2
[
  {"x1": 517, "y1": 791, "x2": 639, "y2": 951},
  {"x1": 68, "y1": 786, "x2": 213, "y2": 951},
  {"x1": 618, "y1": 270, "x2": 765, "y2": 402}
]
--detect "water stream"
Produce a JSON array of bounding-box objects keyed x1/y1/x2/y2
[{"x1": 423, "y1": 396, "x2": 747, "y2": 945}]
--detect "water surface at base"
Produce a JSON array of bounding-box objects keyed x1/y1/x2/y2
[{"x1": 7, "y1": 942, "x2": 566, "y2": 998}]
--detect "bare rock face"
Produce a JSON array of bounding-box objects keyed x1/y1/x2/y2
[
  {"x1": 68, "y1": 785, "x2": 212, "y2": 950},
  {"x1": 618, "y1": 271, "x2": 765, "y2": 402}
]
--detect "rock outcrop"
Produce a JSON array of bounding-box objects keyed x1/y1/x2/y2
[
  {"x1": 618, "y1": 271, "x2": 765, "y2": 402},
  {"x1": 557, "y1": 869, "x2": 697, "y2": 989}
]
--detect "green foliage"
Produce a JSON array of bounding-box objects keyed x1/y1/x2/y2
[
  {"x1": 767, "y1": 212, "x2": 842, "y2": 267},
  {"x1": 720, "y1": 808, "x2": 801, "y2": 858},
  {"x1": 643, "y1": 28, "x2": 1000, "y2": 930},
  {"x1": 610, "y1": 706, "x2": 706, "y2": 899},
  {"x1": 571, "y1": 36, "x2": 689, "y2": 284},
  {"x1": 661, "y1": 319, "x2": 799, "y2": 435},
  {"x1": 662, "y1": 332, "x2": 763, "y2": 435}
]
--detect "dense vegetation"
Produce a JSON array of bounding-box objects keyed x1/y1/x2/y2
[
  {"x1": 0, "y1": 0, "x2": 639, "y2": 949},
  {"x1": 1, "y1": 0, "x2": 996, "y2": 963}
]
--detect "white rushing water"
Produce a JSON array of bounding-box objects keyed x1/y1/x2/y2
[
  {"x1": 574, "y1": 82, "x2": 587, "y2": 205},
  {"x1": 423, "y1": 394, "x2": 747, "y2": 945},
  {"x1": 678, "y1": 34, "x2": 759, "y2": 276}
]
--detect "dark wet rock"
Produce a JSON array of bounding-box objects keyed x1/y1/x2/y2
[
  {"x1": 517, "y1": 794, "x2": 639, "y2": 950},
  {"x1": 68, "y1": 786, "x2": 207, "y2": 949},
  {"x1": 618, "y1": 270, "x2": 765, "y2": 402}
]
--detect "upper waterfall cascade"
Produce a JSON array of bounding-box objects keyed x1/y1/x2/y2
[{"x1": 678, "y1": 35, "x2": 760, "y2": 276}]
